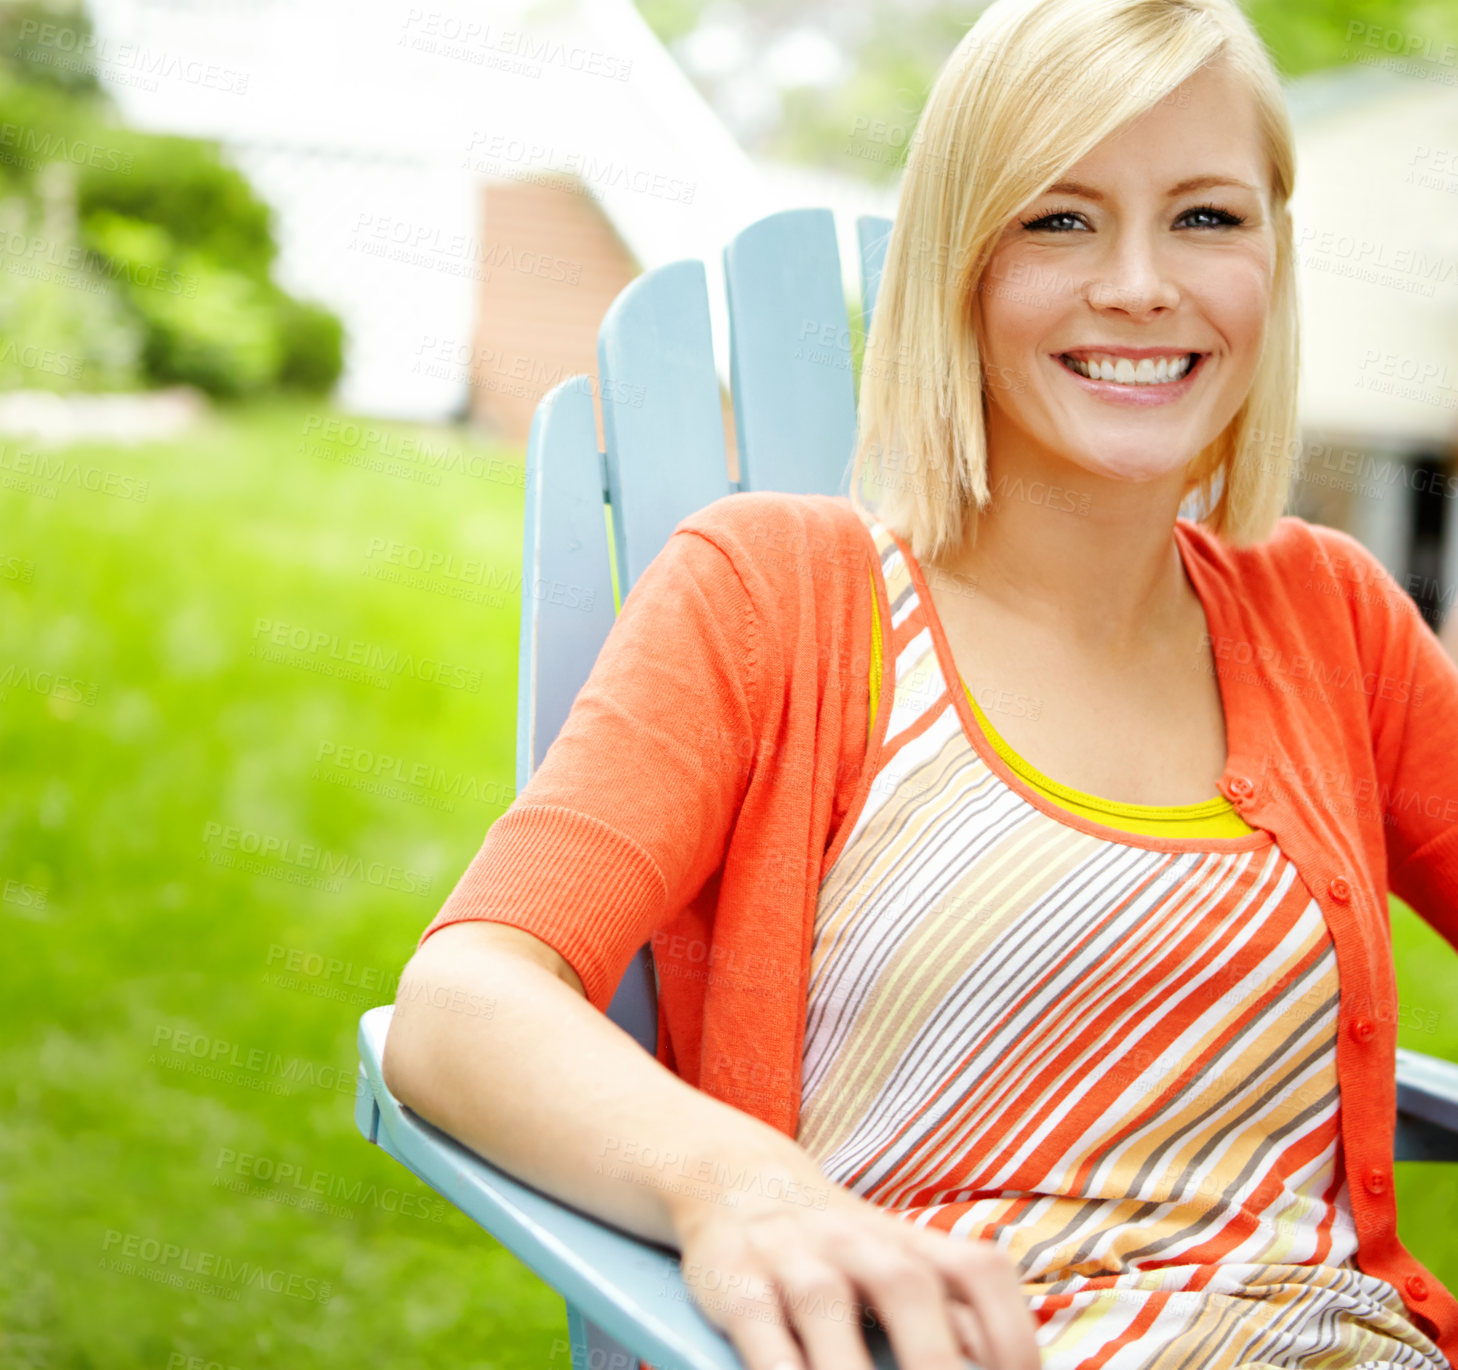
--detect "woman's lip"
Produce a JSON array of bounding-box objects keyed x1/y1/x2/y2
[
  {"x1": 1051, "y1": 351, "x2": 1209, "y2": 406},
  {"x1": 1059, "y1": 348, "x2": 1205, "y2": 361}
]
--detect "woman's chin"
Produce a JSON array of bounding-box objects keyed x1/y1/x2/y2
[{"x1": 1062, "y1": 456, "x2": 1195, "y2": 486}]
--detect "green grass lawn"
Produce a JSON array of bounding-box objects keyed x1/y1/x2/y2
[
  {"x1": 0, "y1": 397, "x2": 1454, "y2": 1368},
  {"x1": 0, "y1": 400, "x2": 569, "y2": 1369}
]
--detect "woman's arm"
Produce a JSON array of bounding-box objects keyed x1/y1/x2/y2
[
  {"x1": 1303, "y1": 523, "x2": 1458, "y2": 943},
  {"x1": 421, "y1": 523, "x2": 760, "y2": 1015},
  {"x1": 382, "y1": 918, "x2": 824, "y2": 1249},
  {"x1": 1352, "y1": 550, "x2": 1458, "y2": 944},
  {"x1": 383, "y1": 919, "x2": 1042, "y2": 1370}
]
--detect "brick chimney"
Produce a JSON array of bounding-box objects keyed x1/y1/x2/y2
[{"x1": 471, "y1": 174, "x2": 737, "y2": 480}]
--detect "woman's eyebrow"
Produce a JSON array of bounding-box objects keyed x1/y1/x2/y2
[{"x1": 1042, "y1": 174, "x2": 1258, "y2": 199}]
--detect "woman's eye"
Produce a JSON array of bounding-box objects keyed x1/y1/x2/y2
[
  {"x1": 1180, "y1": 204, "x2": 1246, "y2": 228},
  {"x1": 1018, "y1": 210, "x2": 1086, "y2": 232},
  {"x1": 1018, "y1": 204, "x2": 1247, "y2": 233}
]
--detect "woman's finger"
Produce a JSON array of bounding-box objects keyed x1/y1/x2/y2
[
  {"x1": 772, "y1": 1250, "x2": 877, "y2": 1370},
  {"x1": 831, "y1": 1233, "x2": 968, "y2": 1370},
  {"x1": 916, "y1": 1236, "x2": 1041, "y2": 1370},
  {"x1": 948, "y1": 1296, "x2": 995, "y2": 1367},
  {"x1": 684, "y1": 1259, "x2": 812, "y2": 1370}
]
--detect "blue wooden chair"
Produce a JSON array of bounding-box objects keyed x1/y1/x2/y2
[{"x1": 355, "y1": 208, "x2": 1458, "y2": 1370}]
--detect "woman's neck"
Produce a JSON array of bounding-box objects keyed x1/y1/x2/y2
[{"x1": 929, "y1": 460, "x2": 1198, "y2": 664}]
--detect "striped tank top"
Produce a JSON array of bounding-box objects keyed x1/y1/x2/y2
[{"x1": 796, "y1": 509, "x2": 1449, "y2": 1370}]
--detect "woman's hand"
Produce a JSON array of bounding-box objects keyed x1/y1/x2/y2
[{"x1": 670, "y1": 1159, "x2": 1041, "y2": 1370}]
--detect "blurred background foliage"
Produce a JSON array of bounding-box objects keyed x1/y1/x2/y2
[
  {"x1": 0, "y1": 0, "x2": 343, "y2": 397},
  {"x1": 635, "y1": 0, "x2": 1458, "y2": 178}
]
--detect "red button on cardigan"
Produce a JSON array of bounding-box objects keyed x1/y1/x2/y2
[
  {"x1": 1329, "y1": 876, "x2": 1352, "y2": 902},
  {"x1": 1348, "y1": 1017, "x2": 1375, "y2": 1043},
  {"x1": 1409, "y1": 1275, "x2": 1431, "y2": 1301}
]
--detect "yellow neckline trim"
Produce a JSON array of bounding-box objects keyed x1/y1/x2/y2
[
  {"x1": 866, "y1": 561, "x2": 1249, "y2": 835},
  {"x1": 963, "y1": 685, "x2": 1234, "y2": 819},
  {"x1": 868, "y1": 563, "x2": 883, "y2": 746}
]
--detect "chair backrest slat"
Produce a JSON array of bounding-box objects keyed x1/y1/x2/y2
[
  {"x1": 724, "y1": 208, "x2": 857, "y2": 496},
  {"x1": 597, "y1": 259, "x2": 732, "y2": 598},
  {"x1": 520, "y1": 208, "x2": 878, "y2": 1056},
  {"x1": 517, "y1": 379, "x2": 619, "y2": 793}
]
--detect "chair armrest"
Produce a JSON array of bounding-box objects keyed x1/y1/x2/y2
[
  {"x1": 355, "y1": 1005, "x2": 745, "y2": 1370},
  {"x1": 357, "y1": 1007, "x2": 992, "y2": 1369},
  {"x1": 1395, "y1": 1047, "x2": 1458, "y2": 1162}
]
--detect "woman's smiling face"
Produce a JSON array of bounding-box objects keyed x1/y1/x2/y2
[{"x1": 973, "y1": 56, "x2": 1277, "y2": 491}]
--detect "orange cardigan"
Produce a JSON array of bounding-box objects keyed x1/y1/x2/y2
[{"x1": 422, "y1": 490, "x2": 1458, "y2": 1357}]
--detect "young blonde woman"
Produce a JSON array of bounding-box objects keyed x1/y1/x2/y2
[{"x1": 382, "y1": 0, "x2": 1458, "y2": 1367}]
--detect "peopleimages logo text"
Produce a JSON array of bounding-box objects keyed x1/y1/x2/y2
[{"x1": 101, "y1": 1229, "x2": 330, "y2": 1302}]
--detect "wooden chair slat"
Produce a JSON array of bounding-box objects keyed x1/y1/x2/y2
[
  {"x1": 724, "y1": 207, "x2": 857, "y2": 495},
  {"x1": 517, "y1": 377, "x2": 618, "y2": 791},
  {"x1": 598, "y1": 258, "x2": 732, "y2": 596}
]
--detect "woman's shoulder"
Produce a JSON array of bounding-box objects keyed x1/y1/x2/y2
[
  {"x1": 674, "y1": 490, "x2": 872, "y2": 594},
  {"x1": 1177, "y1": 512, "x2": 1427, "y2": 687},
  {"x1": 1179, "y1": 513, "x2": 1411, "y2": 608}
]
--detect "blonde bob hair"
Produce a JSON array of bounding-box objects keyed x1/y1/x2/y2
[{"x1": 848, "y1": 0, "x2": 1299, "y2": 567}]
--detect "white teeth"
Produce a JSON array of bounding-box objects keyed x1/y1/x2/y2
[{"x1": 1062, "y1": 353, "x2": 1195, "y2": 385}]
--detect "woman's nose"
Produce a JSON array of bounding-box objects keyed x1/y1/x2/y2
[{"x1": 1084, "y1": 237, "x2": 1180, "y2": 315}]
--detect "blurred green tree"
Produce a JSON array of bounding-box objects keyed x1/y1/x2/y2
[
  {"x1": 635, "y1": 0, "x2": 1458, "y2": 182},
  {"x1": 0, "y1": 0, "x2": 344, "y2": 396}
]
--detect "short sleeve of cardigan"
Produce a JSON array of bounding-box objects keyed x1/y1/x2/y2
[
  {"x1": 1307, "y1": 524, "x2": 1458, "y2": 950},
  {"x1": 417, "y1": 526, "x2": 760, "y2": 1014}
]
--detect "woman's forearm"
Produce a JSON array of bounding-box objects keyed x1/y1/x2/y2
[{"x1": 381, "y1": 920, "x2": 833, "y2": 1249}]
